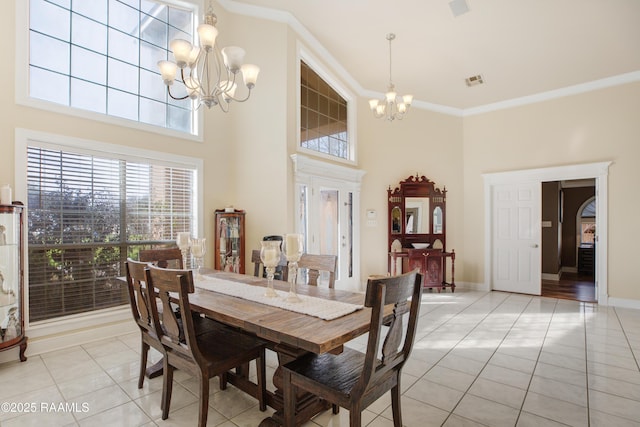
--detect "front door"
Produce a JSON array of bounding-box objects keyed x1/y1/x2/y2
[
  {"x1": 297, "y1": 179, "x2": 358, "y2": 290},
  {"x1": 492, "y1": 182, "x2": 542, "y2": 295}
]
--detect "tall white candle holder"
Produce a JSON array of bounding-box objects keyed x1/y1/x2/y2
[
  {"x1": 190, "y1": 237, "x2": 206, "y2": 278},
  {"x1": 283, "y1": 233, "x2": 304, "y2": 303},
  {"x1": 176, "y1": 232, "x2": 191, "y2": 268},
  {"x1": 260, "y1": 240, "x2": 281, "y2": 298}
]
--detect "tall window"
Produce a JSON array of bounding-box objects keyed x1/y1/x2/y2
[
  {"x1": 300, "y1": 61, "x2": 349, "y2": 159},
  {"x1": 27, "y1": 145, "x2": 196, "y2": 322},
  {"x1": 28, "y1": 0, "x2": 194, "y2": 134}
]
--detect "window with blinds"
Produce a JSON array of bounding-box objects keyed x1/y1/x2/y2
[{"x1": 27, "y1": 146, "x2": 195, "y2": 322}]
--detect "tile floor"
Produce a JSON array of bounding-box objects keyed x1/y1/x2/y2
[{"x1": 1, "y1": 289, "x2": 640, "y2": 426}]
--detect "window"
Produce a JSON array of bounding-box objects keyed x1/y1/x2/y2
[
  {"x1": 28, "y1": 0, "x2": 195, "y2": 134},
  {"x1": 300, "y1": 61, "x2": 349, "y2": 160},
  {"x1": 26, "y1": 144, "x2": 197, "y2": 322},
  {"x1": 580, "y1": 198, "x2": 596, "y2": 244}
]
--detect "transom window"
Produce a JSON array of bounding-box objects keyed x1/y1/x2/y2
[
  {"x1": 28, "y1": 0, "x2": 195, "y2": 134},
  {"x1": 300, "y1": 61, "x2": 349, "y2": 160},
  {"x1": 26, "y1": 143, "x2": 197, "y2": 322}
]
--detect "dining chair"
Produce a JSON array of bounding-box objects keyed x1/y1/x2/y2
[
  {"x1": 297, "y1": 253, "x2": 338, "y2": 288},
  {"x1": 282, "y1": 270, "x2": 423, "y2": 427},
  {"x1": 139, "y1": 247, "x2": 183, "y2": 269},
  {"x1": 125, "y1": 259, "x2": 165, "y2": 390},
  {"x1": 145, "y1": 264, "x2": 267, "y2": 427}
]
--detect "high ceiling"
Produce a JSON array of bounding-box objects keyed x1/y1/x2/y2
[{"x1": 222, "y1": 0, "x2": 640, "y2": 113}]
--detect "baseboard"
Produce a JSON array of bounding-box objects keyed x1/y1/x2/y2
[
  {"x1": 562, "y1": 266, "x2": 578, "y2": 274},
  {"x1": 607, "y1": 297, "x2": 640, "y2": 310},
  {"x1": 453, "y1": 281, "x2": 489, "y2": 292},
  {"x1": 542, "y1": 273, "x2": 561, "y2": 281}
]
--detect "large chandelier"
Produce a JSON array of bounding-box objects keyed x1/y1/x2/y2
[
  {"x1": 368, "y1": 33, "x2": 413, "y2": 121},
  {"x1": 157, "y1": 3, "x2": 259, "y2": 112}
]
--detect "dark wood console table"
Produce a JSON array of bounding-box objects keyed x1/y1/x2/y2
[{"x1": 390, "y1": 249, "x2": 455, "y2": 292}]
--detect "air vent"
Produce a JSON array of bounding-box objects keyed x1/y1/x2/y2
[
  {"x1": 449, "y1": 0, "x2": 470, "y2": 17},
  {"x1": 465, "y1": 74, "x2": 484, "y2": 87}
]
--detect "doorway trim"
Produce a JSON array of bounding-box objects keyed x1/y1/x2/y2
[{"x1": 483, "y1": 161, "x2": 611, "y2": 304}]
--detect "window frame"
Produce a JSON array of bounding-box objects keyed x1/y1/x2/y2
[
  {"x1": 297, "y1": 44, "x2": 357, "y2": 165},
  {"x1": 14, "y1": 128, "x2": 204, "y2": 334},
  {"x1": 15, "y1": 0, "x2": 204, "y2": 141}
]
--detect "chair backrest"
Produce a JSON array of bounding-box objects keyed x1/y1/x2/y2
[
  {"x1": 139, "y1": 247, "x2": 183, "y2": 269},
  {"x1": 145, "y1": 265, "x2": 202, "y2": 363},
  {"x1": 354, "y1": 270, "x2": 422, "y2": 398},
  {"x1": 297, "y1": 254, "x2": 338, "y2": 288},
  {"x1": 125, "y1": 259, "x2": 155, "y2": 335},
  {"x1": 252, "y1": 248, "x2": 288, "y2": 281}
]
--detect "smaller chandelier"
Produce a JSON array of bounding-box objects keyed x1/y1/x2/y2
[
  {"x1": 369, "y1": 33, "x2": 413, "y2": 121},
  {"x1": 157, "y1": 4, "x2": 259, "y2": 112}
]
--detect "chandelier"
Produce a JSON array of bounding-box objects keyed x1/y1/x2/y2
[
  {"x1": 368, "y1": 33, "x2": 413, "y2": 121},
  {"x1": 157, "y1": 4, "x2": 259, "y2": 112}
]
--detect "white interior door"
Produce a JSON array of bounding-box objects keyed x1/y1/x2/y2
[{"x1": 492, "y1": 182, "x2": 542, "y2": 295}]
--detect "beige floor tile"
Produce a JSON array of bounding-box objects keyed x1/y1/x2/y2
[
  {"x1": 527, "y1": 375, "x2": 587, "y2": 407},
  {"x1": 423, "y1": 365, "x2": 476, "y2": 392},
  {"x1": 588, "y1": 389, "x2": 640, "y2": 422},
  {"x1": 453, "y1": 394, "x2": 519, "y2": 427},
  {"x1": 479, "y1": 364, "x2": 531, "y2": 390},
  {"x1": 381, "y1": 395, "x2": 449, "y2": 427},
  {"x1": 467, "y1": 377, "x2": 526, "y2": 410},
  {"x1": 154, "y1": 401, "x2": 227, "y2": 426},
  {"x1": 405, "y1": 378, "x2": 464, "y2": 412},
  {"x1": 522, "y1": 391, "x2": 588, "y2": 427},
  {"x1": 77, "y1": 401, "x2": 151, "y2": 427}
]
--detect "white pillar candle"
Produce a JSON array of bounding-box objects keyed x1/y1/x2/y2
[
  {"x1": 176, "y1": 232, "x2": 190, "y2": 249},
  {"x1": 285, "y1": 234, "x2": 302, "y2": 258},
  {"x1": 263, "y1": 247, "x2": 278, "y2": 265},
  {"x1": 191, "y1": 244, "x2": 204, "y2": 257}
]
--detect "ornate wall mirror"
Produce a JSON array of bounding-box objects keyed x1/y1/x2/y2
[{"x1": 387, "y1": 174, "x2": 447, "y2": 250}]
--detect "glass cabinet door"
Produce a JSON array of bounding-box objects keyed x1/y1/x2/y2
[{"x1": 0, "y1": 205, "x2": 27, "y2": 361}]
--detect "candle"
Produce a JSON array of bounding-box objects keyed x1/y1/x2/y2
[
  {"x1": 191, "y1": 244, "x2": 204, "y2": 257},
  {"x1": 285, "y1": 234, "x2": 302, "y2": 258},
  {"x1": 263, "y1": 247, "x2": 278, "y2": 265},
  {"x1": 176, "y1": 232, "x2": 190, "y2": 249}
]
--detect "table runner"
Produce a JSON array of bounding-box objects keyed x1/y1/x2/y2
[{"x1": 195, "y1": 276, "x2": 363, "y2": 321}]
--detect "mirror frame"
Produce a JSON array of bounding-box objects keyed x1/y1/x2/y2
[{"x1": 387, "y1": 174, "x2": 447, "y2": 252}]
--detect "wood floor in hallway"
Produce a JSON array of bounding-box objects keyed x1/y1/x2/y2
[{"x1": 542, "y1": 272, "x2": 596, "y2": 303}]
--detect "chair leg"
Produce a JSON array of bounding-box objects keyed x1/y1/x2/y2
[
  {"x1": 257, "y1": 349, "x2": 266, "y2": 411},
  {"x1": 198, "y1": 373, "x2": 210, "y2": 427},
  {"x1": 138, "y1": 341, "x2": 149, "y2": 389},
  {"x1": 349, "y1": 402, "x2": 362, "y2": 427},
  {"x1": 391, "y1": 383, "x2": 402, "y2": 427},
  {"x1": 219, "y1": 371, "x2": 228, "y2": 390},
  {"x1": 283, "y1": 370, "x2": 295, "y2": 427},
  {"x1": 162, "y1": 361, "x2": 174, "y2": 420}
]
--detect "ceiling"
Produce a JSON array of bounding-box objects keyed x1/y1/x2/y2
[{"x1": 221, "y1": 0, "x2": 640, "y2": 114}]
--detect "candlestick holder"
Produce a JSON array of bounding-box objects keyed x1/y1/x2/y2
[
  {"x1": 283, "y1": 233, "x2": 304, "y2": 303},
  {"x1": 190, "y1": 237, "x2": 206, "y2": 279},
  {"x1": 176, "y1": 232, "x2": 191, "y2": 269},
  {"x1": 260, "y1": 240, "x2": 281, "y2": 298}
]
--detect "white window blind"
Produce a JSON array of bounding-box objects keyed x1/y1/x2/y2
[{"x1": 27, "y1": 145, "x2": 195, "y2": 322}]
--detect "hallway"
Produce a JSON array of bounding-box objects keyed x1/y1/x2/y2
[{"x1": 542, "y1": 272, "x2": 596, "y2": 303}]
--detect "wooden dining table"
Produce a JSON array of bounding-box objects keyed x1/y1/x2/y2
[{"x1": 188, "y1": 270, "x2": 375, "y2": 426}]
